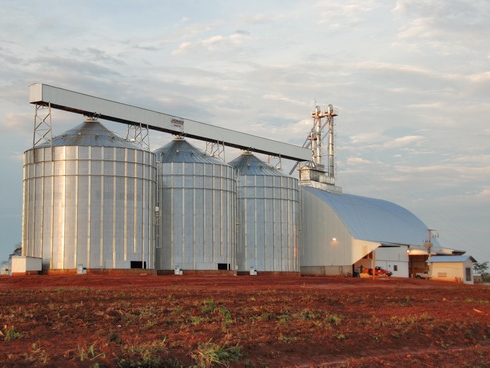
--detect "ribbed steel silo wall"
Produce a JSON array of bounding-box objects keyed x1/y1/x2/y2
[
  {"x1": 22, "y1": 145, "x2": 156, "y2": 270},
  {"x1": 156, "y1": 162, "x2": 236, "y2": 271},
  {"x1": 235, "y1": 175, "x2": 299, "y2": 272}
]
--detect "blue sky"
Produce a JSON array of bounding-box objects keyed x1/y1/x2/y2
[{"x1": 1, "y1": 0, "x2": 489, "y2": 264}]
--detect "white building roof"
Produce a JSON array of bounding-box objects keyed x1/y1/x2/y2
[
  {"x1": 302, "y1": 186, "x2": 438, "y2": 247},
  {"x1": 427, "y1": 255, "x2": 476, "y2": 263}
]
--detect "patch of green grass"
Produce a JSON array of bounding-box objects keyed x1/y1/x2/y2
[
  {"x1": 118, "y1": 339, "x2": 168, "y2": 367},
  {"x1": 201, "y1": 299, "x2": 217, "y2": 314},
  {"x1": 324, "y1": 314, "x2": 342, "y2": 326},
  {"x1": 22, "y1": 342, "x2": 50, "y2": 364},
  {"x1": 191, "y1": 340, "x2": 242, "y2": 368},
  {"x1": 336, "y1": 333, "x2": 346, "y2": 341},
  {"x1": 196, "y1": 300, "x2": 235, "y2": 330},
  {"x1": 400, "y1": 296, "x2": 412, "y2": 306},
  {"x1": 278, "y1": 334, "x2": 298, "y2": 343},
  {"x1": 170, "y1": 306, "x2": 185, "y2": 316},
  {"x1": 77, "y1": 343, "x2": 106, "y2": 362},
  {"x1": 258, "y1": 311, "x2": 277, "y2": 321},
  {"x1": 299, "y1": 309, "x2": 316, "y2": 320},
  {"x1": 2, "y1": 324, "x2": 21, "y2": 341},
  {"x1": 277, "y1": 314, "x2": 288, "y2": 325},
  {"x1": 189, "y1": 316, "x2": 207, "y2": 325},
  {"x1": 218, "y1": 306, "x2": 233, "y2": 329}
]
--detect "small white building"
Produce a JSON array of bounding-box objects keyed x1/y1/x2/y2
[
  {"x1": 427, "y1": 255, "x2": 476, "y2": 284},
  {"x1": 371, "y1": 246, "x2": 410, "y2": 277},
  {"x1": 11, "y1": 256, "x2": 42, "y2": 275}
]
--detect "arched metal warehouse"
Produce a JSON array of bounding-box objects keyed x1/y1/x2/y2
[{"x1": 299, "y1": 185, "x2": 445, "y2": 277}]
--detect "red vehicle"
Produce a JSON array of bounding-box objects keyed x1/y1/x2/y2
[{"x1": 365, "y1": 266, "x2": 392, "y2": 277}]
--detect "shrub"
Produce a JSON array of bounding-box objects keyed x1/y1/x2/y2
[{"x1": 191, "y1": 340, "x2": 242, "y2": 367}]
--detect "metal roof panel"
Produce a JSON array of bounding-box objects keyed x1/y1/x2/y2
[
  {"x1": 228, "y1": 151, "x2": 288, "y2": 177},
  {"x1": 302, "y1": 186, "x2": 437, "y2": 247},
  {"x1": 154, "y1": 138, "x2": 226, "y2": 164},
  {"x1": 36, "y1": 119, "x2": 140, "y2": 149},
  {"x1": 427, "y1": 255, "x2": 476, "y2": 263}
]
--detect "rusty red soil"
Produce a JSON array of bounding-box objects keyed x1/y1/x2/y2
[{"x1": 1, "y1": 274, "x2": 490, "y2": 367}]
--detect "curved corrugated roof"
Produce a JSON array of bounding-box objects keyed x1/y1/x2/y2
[
  {"x1": 154, "y1": 138, "x2": 226, "y2": 164},
  {"x1": 303, "y1": 186, "x2": 438, "y2": 247},
  {"x1": 228, "y1": 151, "x2": 287, "y2": 176},
  {"x1": 36, "y1": 119, "x2": 140, "y2": 149}
]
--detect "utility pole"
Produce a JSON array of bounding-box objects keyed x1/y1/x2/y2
[
  {"x1": 424, "y1": 229, "x2": 439, "y2": 259},
  {"x1": 424, "y1": 229, "x2": 439, "y2": 275}
]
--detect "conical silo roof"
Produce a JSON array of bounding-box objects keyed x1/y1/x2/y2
[
  {"x1": 154, "y1": 137, "x2": 225, "y2": 164},
  {"x1": 36, "y1": 118, "x2": 140, "y2": 149},
  {"x1": 228, "y1": 151, "x2": 287, "y2": 176}
]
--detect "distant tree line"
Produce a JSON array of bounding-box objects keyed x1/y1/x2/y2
[
  {"x1": 474, "y1": 261, "x2": 490, "y2": 282},
  {"x1": 1, "y1": 242, "x2": 21, "y2": 265}
]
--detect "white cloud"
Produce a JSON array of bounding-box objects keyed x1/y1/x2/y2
[
  {"x1": 1, "y1": 112, "x2": 33, "y2": 135},
  {"x1": 262, "y1": 93, "x2": 304, "y2": 106},
  {"x1": 314, "y1": 2, "x2": 376, "y2": 27},
  {"x1": 392, "y1": 0, "x2": 490, "y2": 55},
  {"x1": 240, "y1": 13, "x2": 272, "y2": 25},
  {"x1": 172, "y1": 41, "x2": 192, "y2": 55},
  {"x1": 171, "y1": 30, "x2": 251, "y2": 56},
  {"x1": 347, "y1": 157, "x2": 373, "y2": 165},
  {"x1": 349, "y1": 132, "x2": 384, "y2": 145},
  {"x1": 477, "y1": 187, "x2": 490, "y2": 201},
  {"x1": 383, "y1": 135, "x2": 425, "y2": 149}
]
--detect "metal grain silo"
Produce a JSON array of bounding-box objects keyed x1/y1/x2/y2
[
  {"x1": 22, "y1": 118, "x2": 156, "y2": 271},
  {"x1": 154, "y1": 138, "x2": 236, "y2": 272},
  {"x1": 228, "y1": 152, "x2": 299, "y2": 273}
]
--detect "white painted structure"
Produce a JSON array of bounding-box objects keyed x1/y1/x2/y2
[
  {"x1": 300, "y1": 185, "x2": 438, "y2": 276},
  {"x1": 11, "y1": 256, "x2": 42, "y2": 274},
  {"x1": 371, "y1": 246, "x2": 409, "y2": 277},
  {"x1": 428, "y1": 255, "x2": 476, "y2": 284}
]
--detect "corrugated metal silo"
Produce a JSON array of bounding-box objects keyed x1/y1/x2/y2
[
  {"x1": 22, "y1": 118, "x2": 156, "y2": 271},
  {"x1": 228, "y1": 152, "x2": 299, "y2": 273},
  {"x1": 154, "y1": 138, "x2": 236, "y2": 271}
]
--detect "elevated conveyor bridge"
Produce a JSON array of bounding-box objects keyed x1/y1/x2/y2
[{"x1": 29, "y1": 83, "x2": 311, "y2": 162}]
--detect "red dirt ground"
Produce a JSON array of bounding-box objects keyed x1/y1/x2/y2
[{"x1": 1, "y1": 274, "x2": 490, "y2": 367}]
